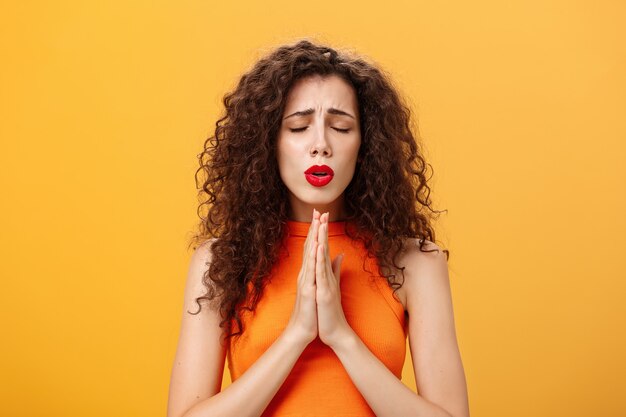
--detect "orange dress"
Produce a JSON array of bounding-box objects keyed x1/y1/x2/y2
[{"x1": 227, "y1": 219, "x2": 408, "y2": 416}]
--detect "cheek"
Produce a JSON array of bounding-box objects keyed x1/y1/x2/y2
[
  {"x1": 277, "y1": 140, "x2": 300, "y2": 161},
  {"x1": 276, "y1": 141, "x2": 300, "y2": 175},
  {"x1": 343, "y1": 138, "x2": 361, "y2": 161}
]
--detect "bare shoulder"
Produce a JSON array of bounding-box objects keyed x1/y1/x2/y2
[
  {"x1": 188, "y1": 238, "x2": 215, "y2": 276},
  {"x1": 167, "y1": 236, "x2": 225, "y2": 417},
  {"x1": 186, "y1": 238, "x2": 219, "y2": 306},
  {"x1": 393, "y1": 238, "x2": 449, "y2": 311},
  {"x1": 193, "y1": 237, "x2": 217, "y2": 261},
  {"x1": 400, "y1": 238, "x2": 469, "y2": 417},
  {"x1": 401, "y1": 238, "x2": 447, "y2": 262}
]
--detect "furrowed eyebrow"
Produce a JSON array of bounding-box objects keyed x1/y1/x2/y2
[{"x1": 283, "y1": 107, "x2": 355, "y2": 120}]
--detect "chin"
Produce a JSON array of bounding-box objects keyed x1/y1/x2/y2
[{"x1": 302, "y1": 194, "x2": 339, "y2": 205}]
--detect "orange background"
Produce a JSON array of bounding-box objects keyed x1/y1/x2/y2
[{"x1": 1, "y1": 1, "x2": 625, "y2": 416}]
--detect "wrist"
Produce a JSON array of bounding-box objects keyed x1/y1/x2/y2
[
  {"x1": 329, "y1": 328, "x2": 358, "y2": 355},
  {"x1": 281, "y1": 326, "x2": 314, "y2": 351}
]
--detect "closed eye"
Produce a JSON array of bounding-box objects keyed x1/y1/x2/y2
[{"x1": 288, "y1": 127, "x2": 351, "y2": 134}]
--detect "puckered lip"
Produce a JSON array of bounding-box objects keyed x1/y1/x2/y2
[{"x1": 304, "y1": 164, "x2": 334, "y2": 175}]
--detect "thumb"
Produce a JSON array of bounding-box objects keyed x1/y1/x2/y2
[{"x1": 332, "y1": 253, "x2": 345, "y2": 282}]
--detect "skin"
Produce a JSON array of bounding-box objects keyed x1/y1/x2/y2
[
  {"x1": 275, "y1": 73, "x2": 363, "y2": 345},
  {"x1": 274, "y1": 74, "x2": 469, "y2": 416},
  {"x1": 276, "y1": 73, "x2": 402, "y2": 340},
  {"x1": 167, "y1": 74, "x2": 468, "y2": 417},
  {"x1": 308, "y1": 207, "x2": 468, "y2": 417},
  {"x1": 276, "y1": 74, "x2": 361, "y2": 223},
  {"x1": 312, "y1": 209, "x2": 351, "y2": 348}
]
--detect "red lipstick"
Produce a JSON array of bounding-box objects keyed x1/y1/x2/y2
[{"x1": 304, "y1": 164, "x2": 334, "y2": 187}]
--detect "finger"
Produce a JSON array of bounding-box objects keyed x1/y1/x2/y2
[
  {"x1": 307, "y1": 240, "x2": 317, "y2": 287},
  {"x1": 304, "y1": 209, "x2": 316, "y2": 248},
  {"x1": 317, "y1": 213, "x2": 326, "y2": 247},
  {"x1": 301, "y1": 210, "x2": 318, "y2": 284},
  {"x1": 299, "y1": 236, "x2": 311, "y2": 287},
  {"x1": 324, "y1": 215, "x2": 330, "y2": 260},
  {"x1": 318, "y1": 215, "x2": 330, "y2": 267},
  {"x1": 326, "y1": 248, "x2": 336, "y2": 287},
  {"x1": 314, "y1": 211, "x2": 322, "y2": 244},
  {"x1": 332, "y1": 253, "x2": 344, "y2": 284},
  {"x1": 303, "y1": 209, "x2": 320, "y2": 259},
  {"x1": 317, "y1": 241, "x2": 326, "y2": 290}
]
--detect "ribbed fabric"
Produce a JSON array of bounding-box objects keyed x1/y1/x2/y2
[{"x1": 227, "y1": 219, "x2": 407, "y2": 416}]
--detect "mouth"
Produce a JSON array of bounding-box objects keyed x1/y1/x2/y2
[
  {"x1": 304, "y1": 164, "x2": 334, "y2": 187},
  {"x1": 305, "y1": 172, "x2": 333, "y2": 187},
  {"x1": 304, "y1": 164, "x2": 334, "y2": 175}
]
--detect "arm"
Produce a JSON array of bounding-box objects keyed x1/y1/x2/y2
[
  {"x1": 332, "y1": 332, "x2": 454, "y2": 417},
  {"x1": 183, "y1": 330, "x2": 308, "y2": 417},
  {"x1": 167, "y1": 240, "x2": 310, "y2": 417},
  {"x1": 330, "y1": 240, "x2": 469, "y2": 417}
]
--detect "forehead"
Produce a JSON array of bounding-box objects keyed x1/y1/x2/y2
[{"x1": 283, "y1": 74, "x2": 358, "y2": 113}]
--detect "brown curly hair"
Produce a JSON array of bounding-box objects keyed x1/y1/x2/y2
[{"x1": 187, "y1": 38, "x2": 449, "y2": 347}]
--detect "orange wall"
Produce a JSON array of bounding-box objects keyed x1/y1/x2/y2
[{"x1": 1, "y1": 1, "x2": 625, "y2": 416}]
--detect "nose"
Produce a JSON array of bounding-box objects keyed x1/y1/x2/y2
[{"x1": 309, "y1": 124, "x2": 331, "y2": 158}]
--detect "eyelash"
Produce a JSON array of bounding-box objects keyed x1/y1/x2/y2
[{"x1": 289, "y1": 127, "x2": 350, "y2": 134}]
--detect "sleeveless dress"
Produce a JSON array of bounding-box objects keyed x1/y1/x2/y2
[{"x1": 227, "y1": 219, "x2": 408, "y2": 416}]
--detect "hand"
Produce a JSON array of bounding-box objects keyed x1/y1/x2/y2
[
  {"x1": 315, "y1": 212, "x2": 353, "y2": 349},
  {"x1": 284, "y1": 209, "x2": 322, "y2": 346}
]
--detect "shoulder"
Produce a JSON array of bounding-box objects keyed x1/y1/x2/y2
[
  {"x1": 396, "y1": 238, "x2": 450, "y2": 309},
  {"x1": 191, "y1": 238, "x2": 218, "y2": 263},
  {"x1": 197, "y1": 237, "x2": 218, "y2": 251},
  {"x1": 400, "y1": 238, "x2": 447, "y2": 265},
  {"x1": 186, "y1": 238, "x2": 219, "y2": 296},
  {"x1": 401, "y1": 239, "x2": 468, "y2": 417}
]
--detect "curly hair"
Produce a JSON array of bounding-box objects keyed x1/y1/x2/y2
[{"x1": 186, "y1": 38, "x2": 449, "y2": 347}]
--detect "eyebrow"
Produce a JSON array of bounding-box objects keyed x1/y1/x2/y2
[{"x1": 283, "y1": 107, "x2": 356, "y2": 120}]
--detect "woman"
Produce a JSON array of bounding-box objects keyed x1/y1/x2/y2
[{"x1": 168, "y1": 39, "x2": 469, "y2": 417}]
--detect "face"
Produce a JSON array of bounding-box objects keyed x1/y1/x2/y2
[{"x1": 276, "y1": 74, "x2": 361, "y2": 222}]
